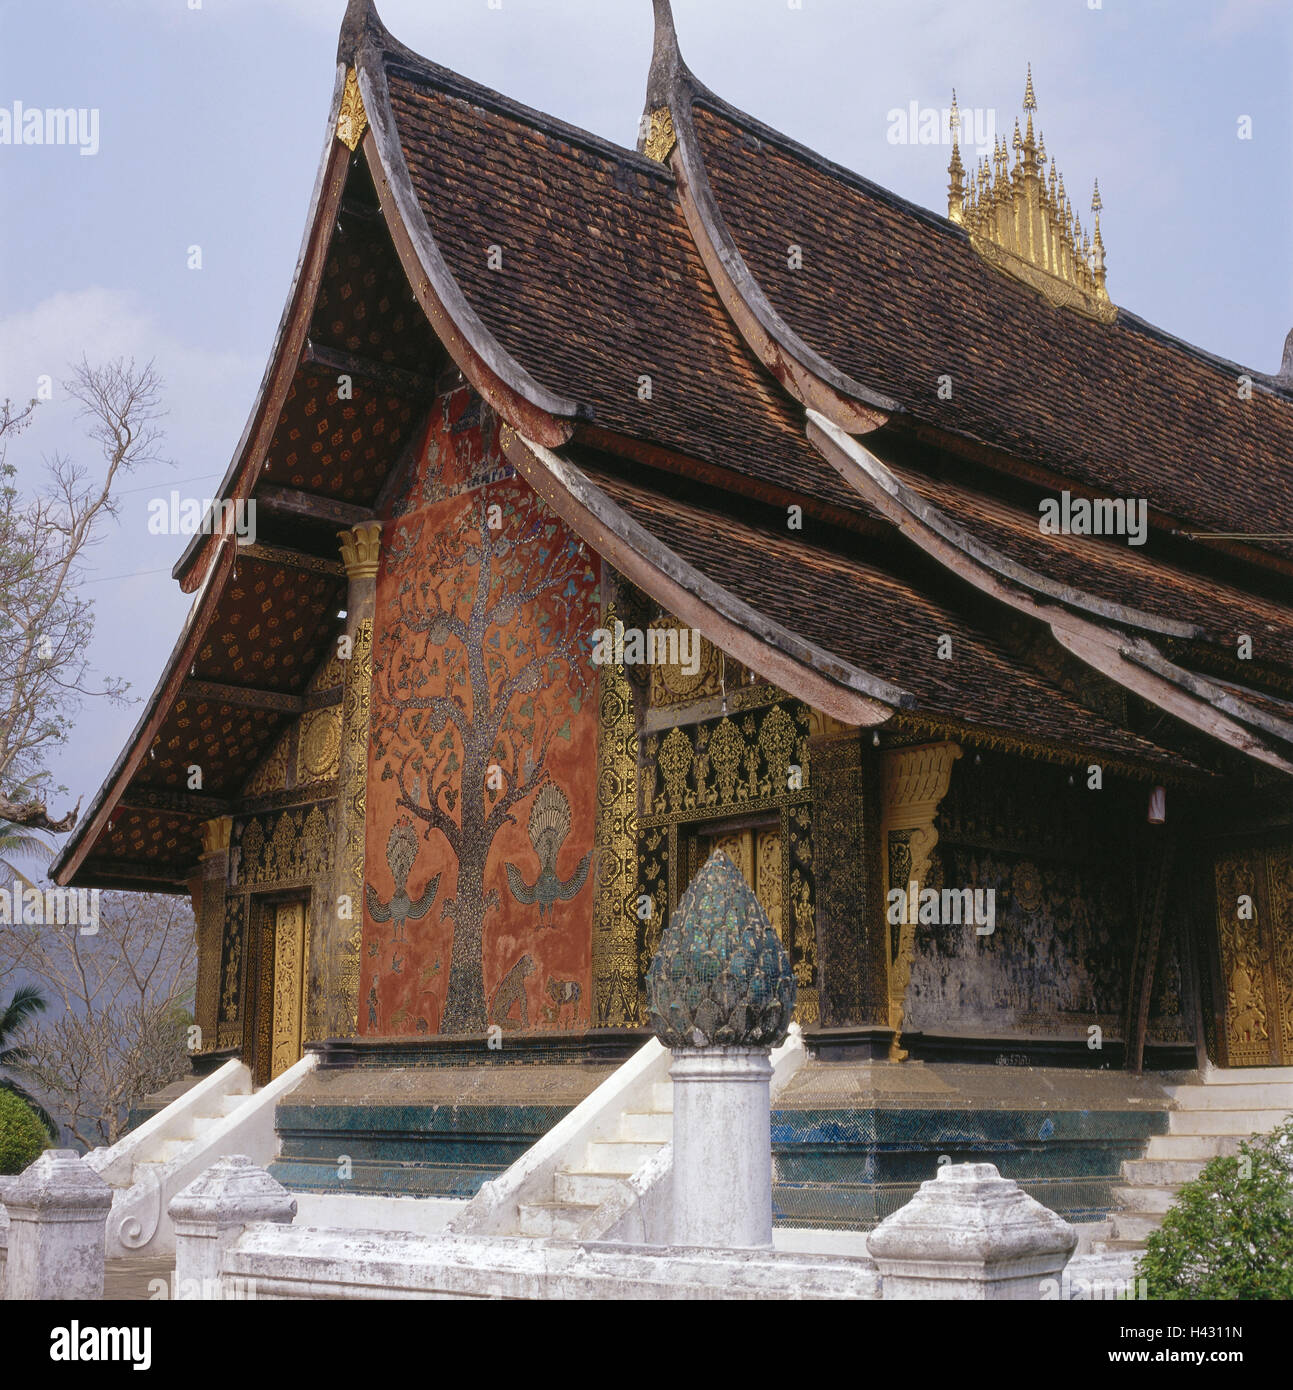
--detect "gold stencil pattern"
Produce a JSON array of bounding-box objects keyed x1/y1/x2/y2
[
  {"x1": 270, "y1": 901, "x2": 306, "y2": 1078},
  {"x1": 1213, "y1": 845, "x2": 1293, "y2": 1066},
  {"x1": 591, "y1": 604, "x2": 641, "y2": 1028},
  {"x1": 297, "y1": 706, "x2": 342, "y2": 783}
]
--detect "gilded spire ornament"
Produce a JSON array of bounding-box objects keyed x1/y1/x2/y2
[
  {"x1": 947, "y1": 67, "x2": 1115, "y2": 323},
  {"x1": 336, "y1": 68, "x2": 368, "y2": 152}
]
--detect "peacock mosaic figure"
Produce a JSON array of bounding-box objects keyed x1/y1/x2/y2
[
  {"x1": 504, "y1": 782, "x2": 591, "y2": 923},
  {"x1": 366, "y1": 818, "x2": 440, "y2": 941}
]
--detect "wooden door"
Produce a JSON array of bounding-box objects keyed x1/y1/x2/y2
[
  {"x1": 1213, "y1": 845, "x2": 1293, "y2": 1066},
  {"x1": 268, "y1": 900, "x2": 308, "y2": 1080}
]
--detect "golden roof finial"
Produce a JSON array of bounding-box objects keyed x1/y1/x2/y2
[
  {"x1": 948, "y1": 64, "x2": 1114, "y2": 321},
  {"x1": 947, "y1": 89, "x2": 966, "y2": 224}
]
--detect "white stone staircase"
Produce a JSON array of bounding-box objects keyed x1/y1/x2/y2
[
  {"x1": 85, "y1": 1053, "x2": 317, "y2": 1257},
  {"x1": 452, "y1": 1028, "x2": 807, "y2": 1244},
  {"x1": 518, "y1": 1080, "x2": 675, "y2": 1238},
  {"x1": 1107, "y1": 1067, "x2": 1293, "y2": 1250}
]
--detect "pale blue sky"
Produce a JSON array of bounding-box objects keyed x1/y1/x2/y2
[{"x1": 1, "y1": 0, "x2": 1289, "y2": 842}]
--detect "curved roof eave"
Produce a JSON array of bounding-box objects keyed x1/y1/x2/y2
[
  {"x1": 353, "y1": 33, "x2": 591, "y2": 449},
  {"x1": 807, "y1": 411, "x2": 1293, "y2": 777},
  {"x1": 642, "y1": 1, "x2": 896, "y2": 434},
  {"x1": 499, "y1": 427, "x2": 911, "y2": 728},
  {"x1": 51, "y1": 541, "x2": 238, "y2": 886}
]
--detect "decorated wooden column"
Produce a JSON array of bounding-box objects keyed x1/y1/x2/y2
[
  {"x1": 882, "y1": 741, "x2": 962, "y2": 1060},
  {"x1": 646, "y1": 850, "x2": 796, "y2": 1249},
  {"x1": 808, "y1": 723, "x2": 889, "y2": 1040},
  {"x1": 195, "y1": 816, "x2": 233, "y2": 1055},
  {"x1": 321, "y1": 520, "x2": 382, "y2": 1039}
]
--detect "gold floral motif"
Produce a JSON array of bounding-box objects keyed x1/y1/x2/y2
[
  {"x1": 336, "y1": 618, "x2": 373, "y2": 1034},
  {"x1": 708, "y1": 718, "x2": 745, "y2": 804},
  {"x1": 591, "y1": 603, "x2": 642, "y2": 1028},
  {"x1": 297, "y1": 706, "x2": 342, "y2": 783},
  {"x1": 648, "y1": 618, "x2": 723, "y2": 707},
  {"x1": 657, "y1": 726, "x2": 693, "y2": 812},
  {"x1": 336, "y1": 68, "x2": 369, "y2": 152},
  {"x1": 270, "y1": 901, "x2": 306, "y2": 1078},
  {"x1": 644, "y1": 106, "x2": 677, "y2": 163},
  {"x1": 243, "y1": 732, "x2": 290, "y2": 797}
]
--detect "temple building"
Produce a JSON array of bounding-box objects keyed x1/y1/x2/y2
[{"x1": 51, "y1": 0, "x2": 1293, "y2": 1231}]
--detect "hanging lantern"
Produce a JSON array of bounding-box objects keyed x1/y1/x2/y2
[{"x1": 1148, "y1": 786, "x2": 1166, "y2": 824}]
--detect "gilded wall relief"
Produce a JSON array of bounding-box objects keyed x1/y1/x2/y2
[
  {"x1": 364, "y1": 390, "x2": 598, "y2": 1036},
  {"x1": 635, "y1": 700, "x2": 818, "y2": 1024},
  {"x1": 296, "y1": 706, "x2": 342, "y2": 784},
  {"x1": 216, "y1": 894, "x2": 245, "y2": 1048},
  {"x1": 591, "y1": 602, "x2": 640, "y2": 1028},
  {"x1": 269, "y1": 901, "x2": 306, "y2": 1079},
  {"x1": 236, "y1": 806, "x2": 332, "y2": 887},
  {"x1": 1213, "y1": 844, "x2": 1293, "y2": 1066}
]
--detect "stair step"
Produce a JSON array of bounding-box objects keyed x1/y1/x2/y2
[
  {"x1": 578, "y1": 1140, "x2": 662, "y2": 1175},
  {"x1": 1165, "y1": 1083, "x2": 1293, "y2": 1110},
  {"x1": 518, "y1": 1201, "x2": 600, "y2": 1239},
  {"x1": 156, "y1": 1138, "x2": 192, "y2": 1162},
  {"x1": 1111, "y1": 1185, "x2": 1177, "y2": 1214},
  {"x1": 1146, "y1": 1134, "x2": 1243, "y2": 1159},
  {"x1": 650, "y1": 1082, "x2": 673, "y2": 1112},
  {"x1": 1197, "y1": 1066, "x2": 1293, "y2": 1085},
  {"x1": 553, "y1": 1170, "x2": 627, "y2": 1205},
  {"x1": 1168, "y1": 1109, "x2": 1289, "y2": 1136},
  {"x1": 618, "y1": 1110, "x2": 672, "y2": 1143},
  {"x1": 211, "y1": 1093, "x2": 252, "y2": 1117},
  {"x1": 1121, "y1": 1158, "x2": 1208, "y2": 1187},
  {"x1": 1109, "y1": 1212, "x2": 1165, "y2": 1243}
]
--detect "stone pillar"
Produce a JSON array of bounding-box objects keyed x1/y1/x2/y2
[
  {"x1": 0, "y1": 1151, "x2": 113, "y2": 1300},
  {"x1": 646, "y1": 850, "x2": 796, "y2": 1250},
  {"x1": 195, "y1": 816, "x2": 233, "y2": 1054},
  {"x1": 670, "y1": 1048, "x2": 774, "y2": 1247},
  {"x1": 316, "y1": 521, "x2": 382, "y2": 1039},
  {"x1": 169, "y1": 1156, "x2": 297, "y2": 1301},
  {"x1": 867, "y1": 1162, "x2": 1077, "y2": 1299},
  {"x1": 881, "y1": 741, "x2": 961, "y2": 1059}
]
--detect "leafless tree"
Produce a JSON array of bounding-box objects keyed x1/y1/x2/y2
[
  {"x1": 0, "y1": 360, "x2": 166, "y2": 830},
  {"x1": 0, "y1": 892, "x2": 196, "y2": 1148}
]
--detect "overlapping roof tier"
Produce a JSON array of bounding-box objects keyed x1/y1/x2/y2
[{"x1": 53, "y1": 0, "x2": 1293, "y2": 890}]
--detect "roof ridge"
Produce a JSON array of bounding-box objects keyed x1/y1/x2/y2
[
  {"x1": 382, "y1": 54, "x2": 673, "y2": 182},
  {"x1": 687, "y1": 92, "x2": 1293, "y2": 403}
]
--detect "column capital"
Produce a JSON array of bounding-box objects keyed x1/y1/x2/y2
[
  {"x1": 338, "y1": 521, "x2": 383, "y2": 581},
  {"x1": 199, "y1": 815, "x2": 233, "y2": 857}
]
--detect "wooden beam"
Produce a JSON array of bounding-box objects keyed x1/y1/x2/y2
[
  {"x1": 237, "y1": 543, "x2": 344, "y2": 579},
  {"x1": 303, "y1": 337, "x2": 435, "y2": 400},
  {"x1": 181, "y1": 679, "x2": 304, "y2": 715},
  {"x1": 256, "y1": 485, "x2": 374, "y2": 530},
  {"x1": 117, "y1": 789, "x2": 235, "y2": 818}
]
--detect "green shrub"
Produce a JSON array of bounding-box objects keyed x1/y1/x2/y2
[
  {"x1": 1138, "y1": 1117, "x2": 1293, "y2": 1299},
  {"x1": 0, "y1": 1086, "x2": 49, "y2": 1175}
]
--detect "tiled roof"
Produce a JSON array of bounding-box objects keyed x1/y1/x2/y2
[
  {"x1": 582, "y1": 456, "x2": 1198, "y2": 773},
  {"x1": 690, "y1": 101, "x2": 1293, "y2": 562},
  {"x1": 386, "y1": 66, "x2": 868, "y2": 520}
]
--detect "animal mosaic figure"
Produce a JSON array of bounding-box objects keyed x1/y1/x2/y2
[
  {"x1": 504, "y1": 783, "x2": 591, "y2": 923},
  {"x1": 366, "y1": 819, "x2": 440, "y2": 942},
  {"x1": 546, "y1": 976, "x2": 582, "y2": 1028},
  {"x1": 489, "y1": 954, "x2": 536, "y2": 1030}
]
